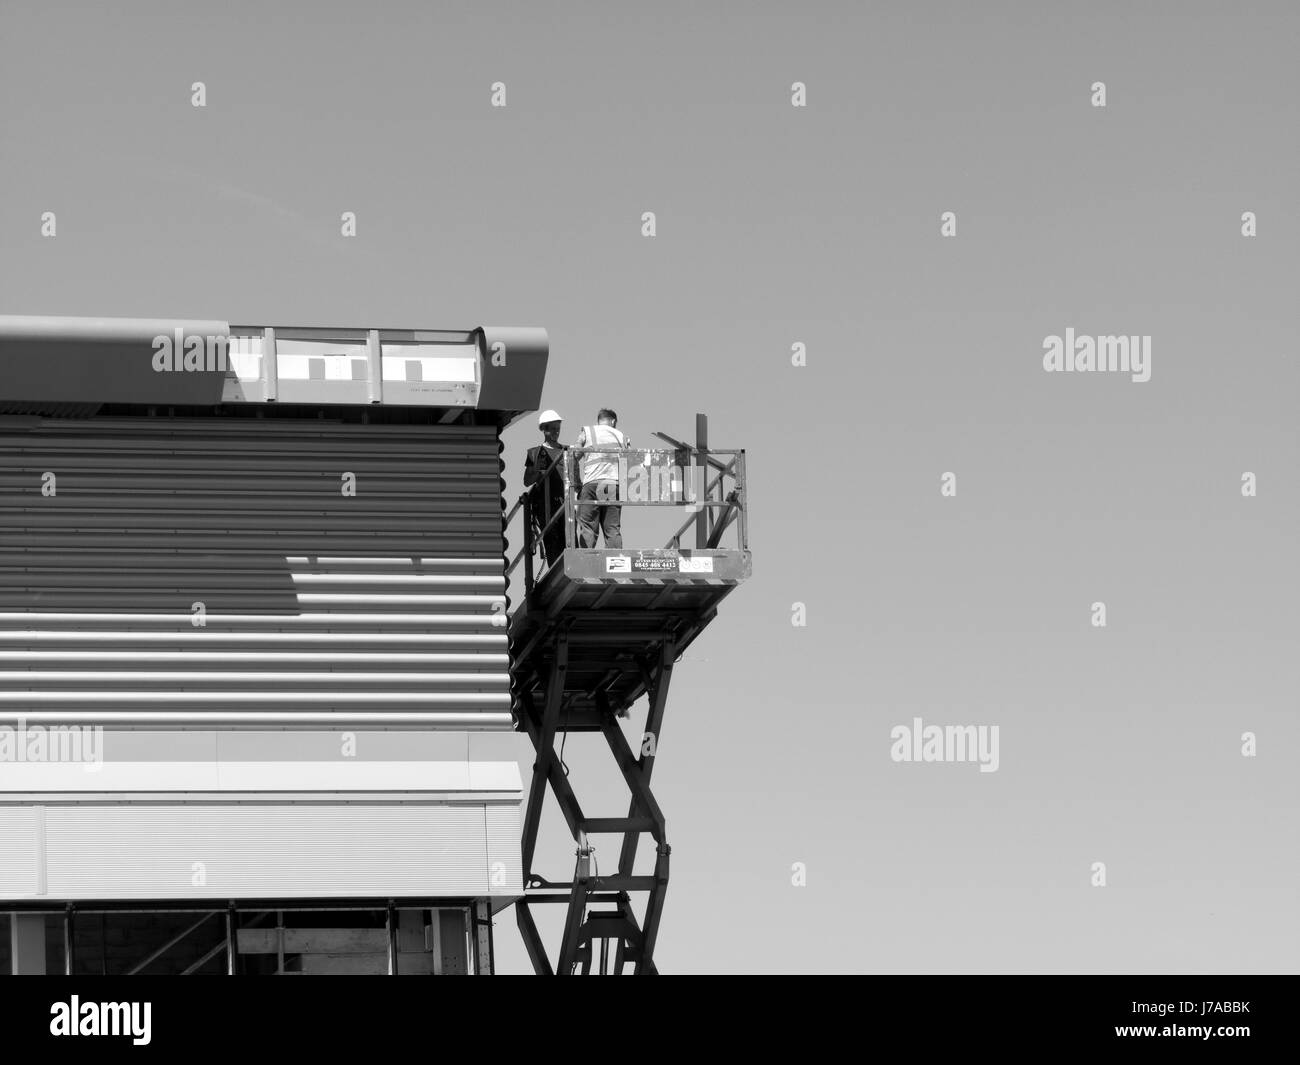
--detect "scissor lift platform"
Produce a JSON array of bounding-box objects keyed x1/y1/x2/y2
[{"x1": 509, "y1": 548, "x2": 750, "y2": 727}]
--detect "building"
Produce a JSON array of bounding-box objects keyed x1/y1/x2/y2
[
  {"x1": 0, "y1": 315, "x2": 750, "y2": 975},
  {"x1": 0, "y1": 316, "x2": 547, "y2": 974}
]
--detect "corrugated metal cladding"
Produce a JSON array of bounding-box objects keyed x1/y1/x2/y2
[{"x1": 0, "y1": 416, "x2": 511, "y2": 728}]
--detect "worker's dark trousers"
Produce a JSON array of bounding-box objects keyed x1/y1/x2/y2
[
  {"x1": 535, "y1": 496, "x2": 567, "y2": 566},
  {"x1": 577, "y1": 481, "x2": 622, "y2": 548},
  {"x1": 541, "y1": 521, "x2": 566, "y2": 566}
]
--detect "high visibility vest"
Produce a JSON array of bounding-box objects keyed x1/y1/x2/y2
[{"x1": 579, "y1": 424, "x2": 628, "y2": 483}]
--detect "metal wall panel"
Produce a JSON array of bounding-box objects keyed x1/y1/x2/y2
[
  {"x1": 0, "y1": 807, "x2": 40, "y2": 894},
  {"x1": 0, "y1": 416, "x2": 510, "y2": 728},
  {"x1": 29, "y1": 801, "x2": 524, "y2": 899},
  {"x1": 484, "y1": 802, "x2": 521, "y2": 893}
]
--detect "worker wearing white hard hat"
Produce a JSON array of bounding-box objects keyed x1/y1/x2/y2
[{"x1": 524, "y1": 409, "x2": 568, "y2": 566}]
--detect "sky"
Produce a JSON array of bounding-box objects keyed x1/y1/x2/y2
[{"x1": 1, "y1": 0, "x2": 1296, "y2": 973}]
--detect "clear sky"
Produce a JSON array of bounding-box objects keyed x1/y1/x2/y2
[{"x1": 2, "y1": 0, "x2": 1296, "y2": 973}]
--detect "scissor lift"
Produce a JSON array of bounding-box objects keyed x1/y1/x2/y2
[{"x1": 505, "y1": 417, "x2": 749, "y2": 974}]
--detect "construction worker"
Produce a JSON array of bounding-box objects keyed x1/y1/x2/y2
[
  {"x1": 523, "y1": 410, "x2": 568, "y2": 566},
  {"x1": 574, "y1": 409, "x2": 630, "y2": 549}
]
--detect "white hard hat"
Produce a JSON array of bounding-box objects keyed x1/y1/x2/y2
[{"x1": 537, "y1": 409, "x2": 562, "y2": 426}]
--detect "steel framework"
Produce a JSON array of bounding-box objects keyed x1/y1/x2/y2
[{"x1": 5, "y1": 898, "x2": 494, "y2": 975}]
